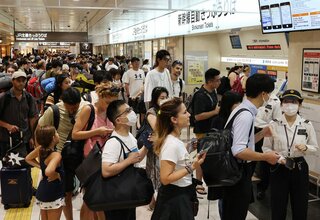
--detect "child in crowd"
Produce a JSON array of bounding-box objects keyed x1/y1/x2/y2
[{"x1": 26, "y1": 126, "x2": 64, "y2": 220}]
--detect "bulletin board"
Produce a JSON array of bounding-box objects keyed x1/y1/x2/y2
[
  {"x1": 301, "y1": 49, "x2": 320, "y2": 93},
  {"x1": 185, "y1": 52, "x2": 208, "y2": 85}
]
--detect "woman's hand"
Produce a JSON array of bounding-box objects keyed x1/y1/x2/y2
[
  {"x1": 47, "y1": 171, "x2": 61, "y2": 182},
  {"x1": 192, "y1": 152, "x2": 206, "y2": 170},
  {"x1": 295, "y1": 144, "x2": 307, "y2": 152},
  {"x1": 96, "y1": 126, "x2": 113, "y2": 137}
]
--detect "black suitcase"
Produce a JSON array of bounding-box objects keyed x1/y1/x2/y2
[{"x1": 0, "y1": 167, "x2": 33, "y2": 209}]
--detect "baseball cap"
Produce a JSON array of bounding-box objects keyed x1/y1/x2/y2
[
  {"x1": 235, "y1": 62, "x2": 243, "y2": 67},
  {"x1": 12, "y1": 70, "x2": 27, "y2": 79}
]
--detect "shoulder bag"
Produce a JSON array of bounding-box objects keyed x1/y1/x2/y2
[{"x1": 83, "y1": 136, "x2": 154, "y2": 211}]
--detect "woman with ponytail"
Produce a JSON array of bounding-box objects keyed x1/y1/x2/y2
[
  {"x1": 151, "y1": 98, "x2": 206, "y2": 220},
  {"x1": 26, "y1": 125, "x2": 64, "y2": 220}
]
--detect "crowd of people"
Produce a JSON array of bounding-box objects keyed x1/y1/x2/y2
[{"x1": 0, "y1": 49, "x2": 318, "y2": 220}]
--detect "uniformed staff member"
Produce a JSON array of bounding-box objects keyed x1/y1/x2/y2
[
  {"x1": 254, "y1": 93, "x2": 282, "y2": 200},
  {"x1": 262, "y1": 89, "x2": 318, "y2": 220}
]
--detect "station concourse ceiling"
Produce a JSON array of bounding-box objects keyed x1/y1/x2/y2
[{"x1": 0, "y1": 0, "x2": 210, "y2": 44}]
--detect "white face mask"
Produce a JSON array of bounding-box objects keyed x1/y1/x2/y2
[
  {"x1": 282, "y1": 103, "x2": 299, "y2": 116},
  {"x1": 126, "y1": 111, "x2": 137, "y2": 126}
]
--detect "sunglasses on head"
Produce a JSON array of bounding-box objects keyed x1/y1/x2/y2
[{"x1": 172, "y1": 60, "x2": 183, "y2": 66}]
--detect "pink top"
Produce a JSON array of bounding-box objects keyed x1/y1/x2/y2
[{"x1": 83, "y1": 112, "x2": 114, "y2": 158}]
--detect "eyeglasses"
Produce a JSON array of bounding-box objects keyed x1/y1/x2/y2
[
  {"x1": 162, "y1": 56, "x2": 171, "y2": 62},
  {"x1": 115, "y1": 107, "x2": 133, "y2": 119}
]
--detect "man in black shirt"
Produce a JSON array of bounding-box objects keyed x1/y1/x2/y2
[{"x1": 193, "y1": 68, "x2": 221, "y2": 193}]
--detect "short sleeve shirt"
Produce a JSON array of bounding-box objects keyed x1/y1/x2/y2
[
  {"x1": 102, "y1": 131, "x2": 139, "y2": 164},
  {"x1": 193, "y1": 86, "x2": 218, "y2": 134},
  {"x1": 144, "y1": 68, "x2": 173, "y2": 102},
  {"x1": 0, "y1": 89, "x2": 38, "y2": 142},
  {"x1": 160, "y1": 135, "x2": 192, "y2": 187},
  {"x1": 38, "y1": 100, "x2": 88, "y2": 152},
  {"x1": 123, "y1": 69, "x2": 145, "y2": 98}
]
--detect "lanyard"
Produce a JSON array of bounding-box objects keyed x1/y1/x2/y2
[{"x1": 283, "y1": 125, "x2": 298, "y2": 157}]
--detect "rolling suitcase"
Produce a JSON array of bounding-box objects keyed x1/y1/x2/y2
[
  {"x1": 0, "y1": 132, "x2": 32, "y2": 209},
  {"x1": 0, "y1": 167, "x2": 33, "y2": 209}
]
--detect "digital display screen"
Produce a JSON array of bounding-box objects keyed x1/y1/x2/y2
[
  {"x1": 259, "y1": 0, "x2": 320, "y2": 33},
  {"x1": 229, "y1": 35, "x2": 242, "y2": 49}
]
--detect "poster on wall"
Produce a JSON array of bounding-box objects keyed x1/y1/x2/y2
[
  {"x1": 185, "y1": 52, "x2": 208, "y2": 85},
  {"x1": 301, "y1": 49, "x2": 320, "y2": 93}
]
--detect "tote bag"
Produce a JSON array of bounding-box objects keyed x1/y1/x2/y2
[
  {"x1": 83, "y1": 136, "x2": 154, "y2": 211},
  {"x1": 75, "y1": 141, "x2": 103, "y2": 186}
]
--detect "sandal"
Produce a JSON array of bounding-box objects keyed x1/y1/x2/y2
[{"x1": 196, "y1": 185, "x2": 207, "y2": 195}]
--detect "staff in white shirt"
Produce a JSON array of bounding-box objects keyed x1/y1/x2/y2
[{"x1": 263, "y1": 89, "x2": 318, "y2": 220}]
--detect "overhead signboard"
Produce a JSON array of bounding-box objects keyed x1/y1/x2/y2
[
  {"x1": 246, "y1": 44, "x2": 281, "y2": 50},
  {"x1": 110, "y1": 0, "x2": 260, "y2": 44},
  {"x1": 15, "y1": 32, "x2": 88, "y2": 42},
  {"x1": 38, "y1": 42, "x2": 76, "y2": 46},
  {"x1": 80, "y1": 43, "x2": 93, "y2": 55}
]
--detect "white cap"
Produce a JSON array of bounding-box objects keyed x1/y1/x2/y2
[{"x1": 12, "y1": 70, "x2": 27, "y2": 79}]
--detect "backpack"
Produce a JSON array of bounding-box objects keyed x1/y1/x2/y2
[
  {"x1": 178, "y1": 78, "x2": 183, "y2": 97},
  {"x1": 231, "y1": 75, "x2": 244, "y2": 96},
  {"x1": 199, "y1": 108, "x2": 253, "y2": 187},
  {"x1": 217, "y1": 76, "x2": 231, "y2": 95},
  {"x1": 187, "y1": 88, "x2": 214, "y2": 127},
  {"x1": 61, "y1": 104, "x2": 95, "y2": 171},
  {"x1": 82, "y1": 92, "x2": 92, "y2": 103},
  {"x1": 73, "y1": 73, "x2": 95, "y2": 94},
  {"x1": 186, "y1": 88, "x2": 199, "y2": 127},
  {"x1": 26, "y1": 71, "x2": 46, "y2": 100},
  {"x1": 0, "y1": 73, "x2": 12, "y2": 93}
]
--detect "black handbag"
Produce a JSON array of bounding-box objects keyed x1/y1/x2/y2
[
  {"x1": 136, "y1": 119, "x2": 153, "y2": 149},
  {"x1": 200, "y1": 108, "x2": 253, "y2": 187},
  {"x1": 61, "y1": 104, "x2": 95, "y2": 171},
  {"x1": 75, "y1": 141, "x2": 103, "y2": 186},
  {"x1": 83, "y1": 136, "x2": 154, "y2": 211}
]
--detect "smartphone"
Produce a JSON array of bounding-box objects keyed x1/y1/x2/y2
[
  {"x1": 261, "y1": 5, "x2": 272, "y2": 30},
  {"x1": 280, "y1": 2, "x2": 293, "y2": 28},
  {"x1": 285, "y1": 157, "x2": 295, "y2": 170},
  {"x1": 270, "y1": 4, "x2": 282, "y2": 29},
  {"x1": 199, "y1": 143, "x2": 211, "y2": 155}
]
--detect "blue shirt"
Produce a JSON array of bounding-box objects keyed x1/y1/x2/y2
[{"x1": 225, "y1": 99, "x2": 257, "y2": 156}]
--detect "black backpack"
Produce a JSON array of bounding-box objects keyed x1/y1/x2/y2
[
  {"x1": 217, "y1": 76, "x2": 231, "y2": 95},
  {"x1": 186, "y1": 88, "x2": 199, "y2": 127},
  {"x1": 199, "y1": 108, "x2": 253, "y2": 187}
]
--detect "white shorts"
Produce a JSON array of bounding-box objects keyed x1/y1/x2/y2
[{"x1": 36, "y1": 197, "x2": 65, "y2": 210}]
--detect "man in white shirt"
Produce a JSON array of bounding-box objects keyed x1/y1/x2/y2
[
  {"x1": 144, "y1": 50, "x2": 173, "y2": 104},
  {"x1": 102, "y1": 100, "x2": 148, "y2": 220},
  {"x1": 105, "y1": 57, "x2": 119, "y2": 71},
  {"x1": 170, "y1": 60, "x2": 185, "y2": 98},
  {"x1": 123, "y1": 57, "x2": 146, "y2": 122}
]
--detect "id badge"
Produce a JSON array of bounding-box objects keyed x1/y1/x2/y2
[{"x1": 285, "y1": 157, "x2": 295, "y2": 170}]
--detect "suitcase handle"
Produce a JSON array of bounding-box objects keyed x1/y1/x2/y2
[{"x1": 8, "y1": 131, "x2": 24, "y2": 152}]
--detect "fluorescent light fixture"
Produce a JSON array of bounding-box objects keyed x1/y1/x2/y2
[{"x1": 221, "y1": 57, "x2": 288, "y2": 67}]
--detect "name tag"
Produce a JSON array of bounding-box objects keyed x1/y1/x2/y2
[{"x1": 297, "y1": 129, "x2": 307, "y2": 135}]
